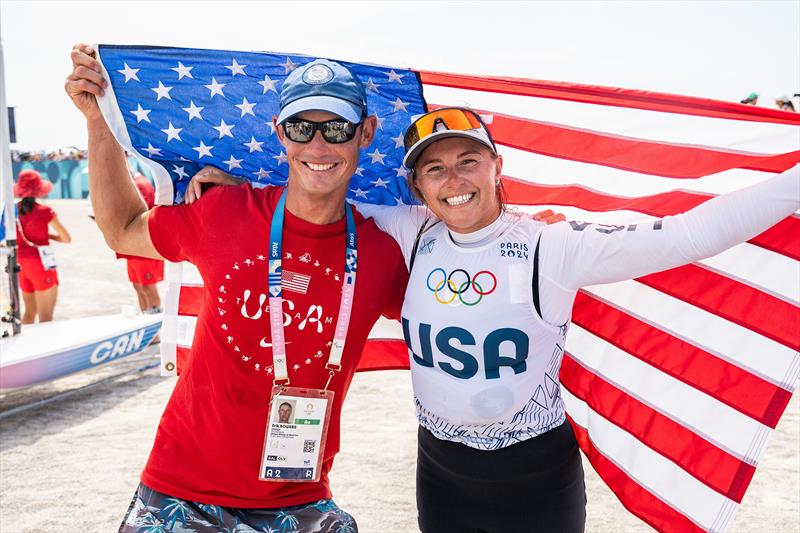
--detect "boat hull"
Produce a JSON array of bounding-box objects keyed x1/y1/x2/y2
[{"x1": 0, "y1": 314, "x2": 162, "y2": 391}]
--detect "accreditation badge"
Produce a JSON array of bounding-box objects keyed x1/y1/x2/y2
[
  {"x1": 38, "y1": 245, "x2": 57, "y2": 270},
  {"x1": 259, "y1": 386, "x2": 334, "y2": 482}
]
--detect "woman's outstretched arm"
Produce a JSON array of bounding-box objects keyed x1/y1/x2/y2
[{"x1": 540, "y1": 164, "x2": 799, "y2": 292}]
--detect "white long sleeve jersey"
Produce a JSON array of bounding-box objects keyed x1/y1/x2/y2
[{"x1": 355, "y1": 165, "x2": 799, "y2": 450}]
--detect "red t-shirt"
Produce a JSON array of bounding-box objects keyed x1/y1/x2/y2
[
  {"x1": 144, "y1": 184, "x2": 408, "y2": 508},
  {"x1": 16, "y1": 202, "x2": 55, "y2": 259}
]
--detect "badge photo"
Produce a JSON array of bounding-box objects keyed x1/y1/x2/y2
[{"x1": 259, "y1": 386, "x2": 334, "y2": 483}]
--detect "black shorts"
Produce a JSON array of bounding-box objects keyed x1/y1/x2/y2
[{"x1": 416, "y1": 420, "x2": 586, "y2": 533}]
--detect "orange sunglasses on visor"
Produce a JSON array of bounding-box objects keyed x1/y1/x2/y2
[{"x1": 403, "y1": 108, "x2": 495, "y2": 153}]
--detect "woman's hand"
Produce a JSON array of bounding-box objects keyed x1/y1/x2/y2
[{"x1": 184, "y1": 166, "x2": 246, "y2": 204}]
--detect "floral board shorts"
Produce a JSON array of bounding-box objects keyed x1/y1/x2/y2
[{"x1": 119, "y1": 483, "x2": 358, "y2": 533}]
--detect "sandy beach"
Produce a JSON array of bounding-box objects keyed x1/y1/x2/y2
[{"x1": 0, "y1": 199, "x2": 797, "y2": 533}]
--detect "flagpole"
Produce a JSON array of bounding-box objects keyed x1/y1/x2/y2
[{"x1": 0, "y1": 31, "x2": 21, "y2": 336}]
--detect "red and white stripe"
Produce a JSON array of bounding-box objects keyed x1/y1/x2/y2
[
  {"x1": 161, "y1": 261, "x2": 202, "y2": 374},
  {"x1": 161, "y1": 71, "x2": 799, "y2": 532},
  {"x1": 282, "y1": 270, "x2": 311, "y2": 295}
]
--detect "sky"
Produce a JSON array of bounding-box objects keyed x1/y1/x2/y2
[{"x1": 0, "y1": 0, "x2": 798, "y2": 151}]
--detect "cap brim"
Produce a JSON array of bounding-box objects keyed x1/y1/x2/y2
[
  {"x1": 276, "y1": 96, "x2": 362, "y2": 124},
  {"x1": 403, "y1": 130, "x2": 496, "y2": 169}
]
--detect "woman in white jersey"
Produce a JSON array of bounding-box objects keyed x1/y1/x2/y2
[
  {"x1": 358, "y1": 107, "x2": 798, "y2": 533},
  {"x1": 187, "y1": 107, "x2": 799, "y2": 532}
]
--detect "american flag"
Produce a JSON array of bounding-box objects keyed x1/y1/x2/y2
[
  {"x1": 95, "y1": 45, "x2": 799, "y2": 533},
  {"x1": 282, "y1": 270, "x2": 310, "y2": 295},
  {"x1": 97, "y1": 45, "x2": 423, "y2": 205}
]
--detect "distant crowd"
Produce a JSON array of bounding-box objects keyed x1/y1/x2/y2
[
  {"x1": 11, "y1": 148, "x2": 88, "y2": 162},
  {"x1": 739, "y1": 92, "x2": 798, "y2": 112}
]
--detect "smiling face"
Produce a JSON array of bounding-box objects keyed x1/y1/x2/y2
[
  {"x1": 277, "y1": 110, "x2": 376, "y2": 203},
  {"x1": 412, "y1": 136, "x2": 503, "y2": 233}
]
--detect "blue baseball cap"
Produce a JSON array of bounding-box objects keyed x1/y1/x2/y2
[{"x1": 276, "y1": 59, "x2": 367, "y2": 125}]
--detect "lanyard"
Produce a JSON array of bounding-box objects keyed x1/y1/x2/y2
[
  {"x1": 267, "y1": 189, "x2": 357, "y2": 388},
  {"x1": 14, "y1": 205, "x2": 42, "y2": 248}
]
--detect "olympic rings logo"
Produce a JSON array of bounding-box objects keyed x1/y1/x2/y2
[{"x1": 425, "y1": 268, "x2": 497, "y2": 306}]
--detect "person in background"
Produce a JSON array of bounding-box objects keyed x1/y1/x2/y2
[
  {"x1": 14, "y1": 169, "x2": 71, "y2": 323},
  {"x1": 775, "y1": 96, "x2": 796, "y2": 112},
  {"x1": 116, "y1": 173, "x2": 163, "y2": 314},
  {"x1": 740, "y1": 92, "x2": 759, "y2": 105}
]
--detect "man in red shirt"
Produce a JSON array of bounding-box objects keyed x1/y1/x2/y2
[{"x1": 66, "y1": 45, "x2": 406, "y2": 531}]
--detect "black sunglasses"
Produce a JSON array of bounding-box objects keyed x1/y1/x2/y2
[{"x1": 282, "y1": 118, "x2": 362, "y2": 144}]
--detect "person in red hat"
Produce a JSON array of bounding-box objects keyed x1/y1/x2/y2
[
  {"x1": 116, "y1": 173, "x2": 163, "y2": 314},
  {"x1": 14, "y1": 169, "x2": 72, "y2": 323}
]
